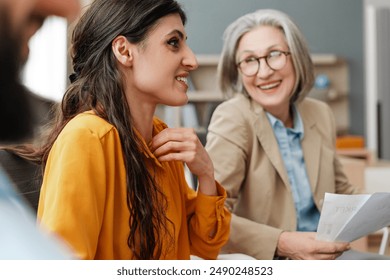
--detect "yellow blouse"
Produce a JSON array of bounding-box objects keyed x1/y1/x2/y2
[{"x1": 37, "y1": 111, "x2": 230, "y2": 260}]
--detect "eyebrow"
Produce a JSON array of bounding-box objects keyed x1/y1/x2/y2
[
  {"x1": 167, "y1": 29, "x2": 186, "y2": 40},
  {"x1": 239, "y1": 44, "x2": 284, "y2": 55}
]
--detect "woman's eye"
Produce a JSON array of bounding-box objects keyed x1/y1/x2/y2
[
  {"x1": 244, "y1": 57, "x2": 257, "y2": 63},
  {"x1": 167, "y1": 38, "x2": 179, "y2": 48},
  {"x1": 268, "y1": 50, "x2": 282, "y2": 58}
]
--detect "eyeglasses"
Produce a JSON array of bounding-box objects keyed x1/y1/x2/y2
[{"x1": 237, "y1": 50, "x2": 291, "y2": 77}]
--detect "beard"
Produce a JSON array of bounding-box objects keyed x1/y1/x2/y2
[{"x1": 0, "y1": 9, "x2": 33, "y2": 144}]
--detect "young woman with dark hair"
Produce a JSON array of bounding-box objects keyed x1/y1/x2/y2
[{"x1": 35, "y1": 0, "x2": 230, "y2": 260}]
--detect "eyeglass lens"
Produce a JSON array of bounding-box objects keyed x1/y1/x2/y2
[{"x1": 239, "y1": 51, "x2": 288, "y2": 76}]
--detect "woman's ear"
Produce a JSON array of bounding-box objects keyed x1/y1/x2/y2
[{"x1": 112, "y1": 35, "x2": 133, "y2": 67}]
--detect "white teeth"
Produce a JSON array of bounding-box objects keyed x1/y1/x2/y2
[
  {"x1": 259, "y1": 81, "x2": 280, "y2": 90},
  {"x1": 176, "y1": 76, "x2": 188, "y2": 85}
]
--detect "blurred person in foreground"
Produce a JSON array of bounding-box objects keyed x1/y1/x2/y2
[
  {"x1": 0, "y1": 0, "x2": 80, "y2": 212},
  {"x1": 0, "y1": 0, "x2": 80, "y2": 260},
  {"x1": 3, "y1": 0, "x2": 81, "y2": 141}
]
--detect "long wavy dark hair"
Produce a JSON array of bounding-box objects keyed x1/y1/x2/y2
[{"x1": 33, "y1": 0, "x2": 186, "y2": 259}]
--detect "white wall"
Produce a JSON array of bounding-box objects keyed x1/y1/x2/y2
[
  {"x1": 364, "y1": 0, "x2": 390, "y2": 159},
  {"x1": 22, "y1": 17, "x2": 67, "y2": 102}
]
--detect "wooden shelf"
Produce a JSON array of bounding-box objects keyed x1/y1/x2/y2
[
  {"x1": 195, "y1": 54, "x2": 220, "y2": 65},
  {"x1": 311, "y1": 54, "x2": 340, "y2": 65},
  {"x1": 187, "y1": 91, "x2": 224, "y2": 102},
  {"x1": 308, "y1": 89, "x2": 348, "y2": 101}
]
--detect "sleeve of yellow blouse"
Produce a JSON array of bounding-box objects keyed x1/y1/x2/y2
[
  {"x1": 187, "y1": 182, "x2": 231, "y2": 260},
  {"x1": 37, "y1": 127, "x2": 108, "y2": 260}
]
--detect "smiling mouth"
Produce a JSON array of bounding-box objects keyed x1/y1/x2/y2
[
  {"x1": 258, "y1": 81, "x2": 281, "y2": 90},
  {"x1": 176, "y1": 76, "x2": 188, "y2": 86}
]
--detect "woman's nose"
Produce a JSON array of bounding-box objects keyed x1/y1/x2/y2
[
  {"x1": 183, "y1": 46, "x2": 198, "y2": 71},
  {"x1": 256, "y1": 58, "x2": 274, "y2": 78}
]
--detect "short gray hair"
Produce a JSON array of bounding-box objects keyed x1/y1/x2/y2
[{"x1": 218, "y1": 9, "x2": 314, "y2": 103}]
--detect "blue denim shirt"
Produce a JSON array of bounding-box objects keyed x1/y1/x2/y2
[{"x1": 266, "y1": 106, "x2": 320, "y2": 231}]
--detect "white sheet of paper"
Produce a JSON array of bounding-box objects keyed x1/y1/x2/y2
[
  {"x1": 336, "y1": 192, "x2": 390, "y2": 241},
  {"x1": 317, "y1": 192, "x2": 390, "y2": 242},
  {"x1": 316, "y1": 193, "x2": 370, "y2": 241}
]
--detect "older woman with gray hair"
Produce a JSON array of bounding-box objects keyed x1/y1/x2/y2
[{"x1": 205, "y1": 9, "x2": 359, "y2": 259}]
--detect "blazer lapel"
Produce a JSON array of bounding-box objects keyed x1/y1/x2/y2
[
  {"x1": 300, "y1": 105, "x2": 321, "y2": 193},
  {"x1": 252, "y1": 102, "x2": 291, "y2": 190}
]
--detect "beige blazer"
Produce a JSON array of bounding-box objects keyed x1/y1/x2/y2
[{"x1": 205, "y1": 94, "x2": 358, "y2": 259}]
